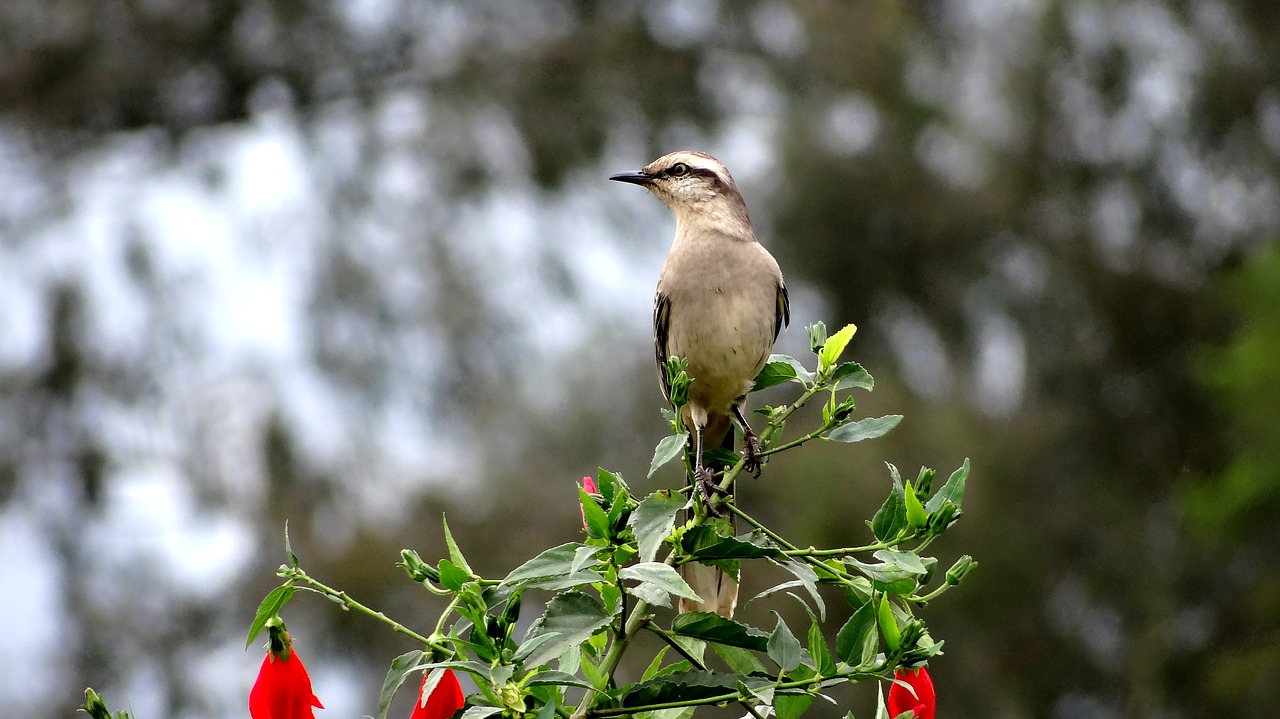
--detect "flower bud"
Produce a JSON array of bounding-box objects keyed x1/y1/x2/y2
[
  {"x1": 399, "y1": 549, "x2": 441, "y2": 583},
  {"x1": 945, "y1": 555, "x2": 976, "y2": 586}
]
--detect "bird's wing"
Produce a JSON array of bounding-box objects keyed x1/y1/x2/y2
[
  {"x1": 774, "y1": 281, "x2": 790, "y2": 341},
  {"x1": 653, "y1": 290, "x2": 672, "y2": 401}
]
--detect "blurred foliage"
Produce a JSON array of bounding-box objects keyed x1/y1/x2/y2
[{"x1": 1, "y1": 0, "x2": 1278, "y2": 717}]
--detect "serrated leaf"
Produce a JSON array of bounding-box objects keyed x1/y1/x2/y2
[
  {"x1": 835, "y1": 601, "x2": 878, "y2": 666},
  {"x1": 925, "y1": 457, "x2": 969, "y2": 514},
  {"x1": 460, "y1": 707, "x2": 503, "y2": 719},
  {"x1": 827, "y1": 415, "x2": 902, "y2": 443},
  {"x1": 441, "y1": 516, "x2": 473, "y2": 575},
  {"x1": 629, "y1": 493, "x2": 686, "y2": 563},
  {"x1": 642, "y1": 646, "x2": 670, "y2": 681},
  {"x1": 752, "y1": 359, "x2": 799, "y2": 391},
  {"x1": 846, "y1": 559, "x2": 918, "y2": 585},
  {"x1": 682, "y1": 526, "x2": 784, "y2": 561},
  {"x1": 376, "y1": 650, "x2": 424, "y2": 719},
  {"x1": 709, "y1": 643, "x2": 768, "y2": 675},
  {"x1": 524, "y1": 670, "x2": 595, "y2": 689},
  {"x1": 767, "y1": 612, "x2": 802, "y2": 672},
  {"x1": 501, "y1": 543, "x2": 598, "y2": 588},
  {"x1": 871, "y1": 487, "x2": 906, "y2": 543},
  {"x1": 649, "y1": 432, "x2": 689, "y2": 478},
  {"x1": 628, "y1": 579, "x2": 674, "y2": 607},
  {"x1": 776, "y1": 694, "x2": 815, "y2": 719},
  {"x1": 808, "y1": 619, "x2": 836, "y2": 677},
  {"x1": 621, "y1": 562, "x2": 702, "y2": 604},
  {"x1": 759, "y1": 354, "x2": 815, "y2": 387},
  {"x1": 871, "y1": 550, "x2": 928, "y2": 576},
  {"x1": 520, "y1": 570, "x2": 606, "y2": 592},
  {"x1": 621, "y1": 670, "x2": 757, "y2": 708},
  {"x1": 520, "y1": 592, "x2": 611, "y2": 669},
  {"x1": 245, "y1": 584, "x2": 295, "y2": 649},
  {"x1": 671, "y1": 611, "x2": 770, "y2": 652},
  {"x1": 831, "y1": 361, "x2": 874, "y2": 391}
]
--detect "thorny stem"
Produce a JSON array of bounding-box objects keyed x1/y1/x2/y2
[{"x1": 280, "y1": 566, "x2": 434, "y2": 647}]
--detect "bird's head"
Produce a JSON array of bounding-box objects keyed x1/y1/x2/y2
[{"x1": 610, "y1": 151, "x2": 751, "y2": 227}]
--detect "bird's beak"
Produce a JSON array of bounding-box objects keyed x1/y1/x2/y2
[{"x1": 609, "y1": 170, "x2": 655, "y2": 186}]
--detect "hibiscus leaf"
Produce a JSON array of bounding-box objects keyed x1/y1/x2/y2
[
  {"x1": 245, "y1": 584, "x2": 295, "y2": 649},
  {"x1": 620, "y1": 562, "x2": 702, "y2": 604},
  {"x1": 376, "y1": 650, "x2": 424, "y2": 719},
  {"x1": 649, "y1": 432, "x2": 689, "y2": 478},
  {"x1": 442, "y1": 516, "x2": 474, "y2": 575},
  {"x1": 520, "y1": 592, "x2": 612, "y2": 669},
  {"x1": 827, "y1": 415, "x2": 902, "y2": 443},
  {"x1": 767, "y1": 612, "x2": 802, "y2": 673},
  {"x1": 501, "y1": 543, "x2": 599, "y2": 588},
  {"x1": 671, "y1": 611, "x2": 770, "y2": 652},
  {"x1": 925, "y1": 457, "x2": 970, "y2": 514},
  {"x1": 629, "y1": 492, "x2": 686, "y2": 563}
]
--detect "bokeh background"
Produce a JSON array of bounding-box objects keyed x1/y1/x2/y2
[{"x1": 2, "y1": 1, "x2": 1278, "y2": 717}]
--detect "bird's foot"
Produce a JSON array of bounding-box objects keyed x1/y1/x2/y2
[
  {"x1": 695, "y1": 466, "x2": 730, "y2": 517},
  {"x1": 742, "y1": 431, "x2": 764, "y2": 479}
]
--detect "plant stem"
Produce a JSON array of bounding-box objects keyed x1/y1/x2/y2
[
  {"x1": 760, "y1": 426, "x2": 828, "y2": 457},
  {"x1": 280, "y1": 566, "x2": 434, "y2": 647},
  {"x1": 586, "y1": 668, "x2": 886, "y2": 717}
]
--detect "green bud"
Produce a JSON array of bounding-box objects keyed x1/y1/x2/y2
[
  {"x1": 501, "y1": 681, "x2": 525, "y2": 711},
  {"x1": 898, "y1": 619, "x2": 926, "y2": 653},
  {"x1": 664, "y1": 356, "x2": 692, "y2": 409},
  {"x1": 945, "y1": 555, "x2": 977, "y2": 586},
  {"x1": 914, "y1": 466, "x2": 936, "y2": 495},
  {"x1": 807, "y1": 322, "x2": 828, "y2": 355},
  {"x1": 877, "y1": 594, "x2": 901, "y2": 653},
  {"x1": 927, "y1": 501, "x2": 960, "y2": 534},
  {"x1": 831, "y1": 396, "x2": 857, "y2": 423},
  {"x1": 398, "y1": 549, "x2": 440, "y2": 583},
  {"x1": 82, "y1": 689, "x2": 113, "y2": 719}
]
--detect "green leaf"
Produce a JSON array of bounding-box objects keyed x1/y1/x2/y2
[
  {"x1": 648, "y1": 432, "x2": 689, "y2": 478},
  {"x1": 872, "y1": 550, "x2": 928, "y2": 576},
  {"x1": 377, "y1": 650, "x2": 424, "y2": 719},
  {"x1": 579, "y1": 486, "x2": 610, "y2": 538},
  {"x1": 621, "y1": 670, "x2": 756, "y2": 708},
  {"x1": 524, "y1": 670, "x2": 594, "y2": 689},
  {"x1": 827, "y1": 415, "x2": 902, "y2": 443},
  {"x1": 520, "y1": 570, "x2": 607, "y2": 592},
  {"x1": 460, "y1": 707, "x2": 504, "y2": 719},
  {"x1": 773, "y1": 560, "x2": 826, "y2": 620},
  {"x1": 834, "y1": 601, "x2": 878, "y2": 666},
  {"x1": 441, "y1": 516, "x2": 474, "y2": 575},
  {"x1": 621, "y1": 562, "x2": 702, "y2": 604},
  {"x1": 629, "y1": 493, "x2": 686, "y2": 563},
  {"x1": 819, "y1": 323, "x2": 857, "y2": 370},
  {"x1": 642, "y1": 646, "x2": 671, "y2": 681},
  {"x1": 759, "y1": 354, "x2": 815, "y2": 386},
  {"x1": 245, "y1": 584, "x2": 295, "y2": 649},
  {"x1": 903, "y1": 482, "x2": 927, "y2": 530},
  {"x1": 831, "y1": 361, "x2": 874, "y2": 391},
  {"x1": 767, "y1": 612, "x2": 802, "y2": 672},
  {"x1": 520, "y1": 592, "x2": 612, "y2": 669},
  {"x1": 709, "y1": 643, "x2": 768, "y2": 675},
  {"x1": 671, "y1": 611, "x2": 770, "y2": 652},
  {"x1": 438, "y1": 559, "x2": 469, "y2": 590},
  {"x1": 752, "y1": 359, "x2": 799, "y2": 391},
  {"x1": 776, "y1": 694, "x2": 815, "y2": 719},
  {"x1": 671, "y1": 635, "x2": 706, "y2": 666},
  {"x1": 808, "y1": 618, "x2": 836, "y2": 677},
  {"x1": 501, "y1": 543, "x2": 598, "y2": 588},
  {"x1": 871, "y1": 485, "x2": 906, "y2": 543},
  {"x1": 681, "y1": 526, "x2": 784, "y2": 561},
  {"x1": 925, "y1": 457, "x2": 969, "y2": 514}
]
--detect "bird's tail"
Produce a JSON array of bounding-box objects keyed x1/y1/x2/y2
[{"x1": 679, "y1": 411, "x2": 739, "y2": 618}]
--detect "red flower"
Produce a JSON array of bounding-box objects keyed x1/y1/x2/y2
[
  {"x1": 249, "y1": 626, "x2": 323, "y2": 719},
  {"x1": 887, "y1": 666, "x2": 935, "y2": 719},
  {"x1": 579, "y1": 476, "x2": 598, "y2": 531},
  {"x1": 409, "y1": 669, "x2": 465, "y2": 719}
]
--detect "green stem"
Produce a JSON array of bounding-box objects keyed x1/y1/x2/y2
[
  {"x1": 782, "y1": 531, "x2": 922, "y2": 558},
  {"x1": 587, "y1": 668, "x2": 886, "y2": 717},
  {"x1": 760, "y1": 426, "x2": 828, "y2": 457},
  {"x1": 281, "y1": 567, "x2": 434, "y2": 647}
]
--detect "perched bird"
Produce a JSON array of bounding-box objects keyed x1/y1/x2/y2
[{"x1": 610, "y1": 151, "x2": 789, "y2": 617}]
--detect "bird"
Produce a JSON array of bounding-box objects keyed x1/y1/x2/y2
[{"x1": 610, "y1": 150, "x2": 789, "y2": 617}]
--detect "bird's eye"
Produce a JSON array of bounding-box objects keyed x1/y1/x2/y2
[{"x1": 669, "y1": 163, "x2": 689, "y2": 177}]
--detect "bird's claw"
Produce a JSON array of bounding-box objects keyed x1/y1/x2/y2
[
  {"x1": 695, "y1": 467, "x2": 730, "y2": 517},
  {"x1": 742, "y1": 431, "x2": 764, "y2": 479}
]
